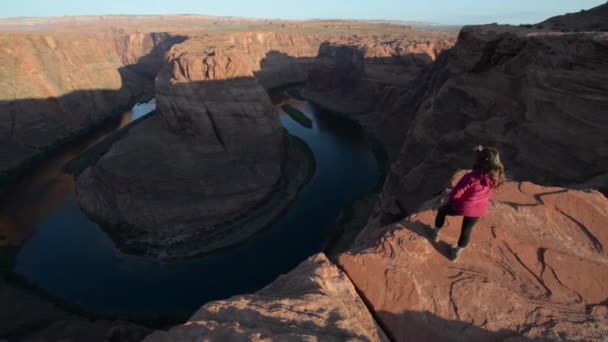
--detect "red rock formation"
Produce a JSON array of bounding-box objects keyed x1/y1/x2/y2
[
  {"x1": 339, "y1": 176, "x2": 608, "y2": 341},
  {"x1": 76, "y1": 39, "x2": 287, "y2": 258},
  {"x1": 143, "y1": 177, "x2": 608, "y2": 341},
  {"x1": 74, "y1": 30, "x2": 454, "y2": 258},
  {"x1": 302, "y1": 38, "x2": 454, "y2": 116},
  {"x1": 375, "y1": 25, "x2": 608, "y2": 219},
  {"x1": 144, "y1": 254, "x2": 389, "y2": 342},
  {"x1": 0, "y1": 29, "x2": 182, "y2": 178}
]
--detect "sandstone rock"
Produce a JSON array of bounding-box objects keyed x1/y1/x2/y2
[
  {"x1": 300, "y1": 38, "x2": 455, "y2": 163},
  {"x1": 76, "y1": 40, "x2": 286, "y2": 258},
  {"x1": 376, "y1": 24, "x2": 608, "y2": 218},
  {"x1": 144, "y1": 253, "x2": 389, "y2": 342},
  {"x1": 339, "y1": 179, "x2": 608, "y2": 341},
  {"x1": 75, "y1": 29, "x2": 456, "y2": 258},
  {"x1": 0, "y1": 30, "x2": 180, "y2": 178}
]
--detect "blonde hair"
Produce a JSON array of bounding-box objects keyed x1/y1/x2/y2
[{"x1": 474, "y1": 147, "x2": 506, "y2": 189}]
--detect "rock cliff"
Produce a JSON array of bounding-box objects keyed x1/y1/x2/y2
[
  {"x1": 540, "y1": 3, "x2": 608, "y2": 32},
  {"x1": 74, "y1": 30, "x2": 454, "y2": 258},
  {"x1": 145, "y1": 177, "x2": 608, "y2": 341},
  {"x1": 339, "y1": 176, "x2": 608, "y2": 341},
  {"x1": 375, "y1": 25, "x2": 608, "y2": 219},
  {"x1": 76, "y1": 39, "x2": 287, "y2": 258},
  {"x1": 0, "y1": 30, "x2": 183, "y2": 182},
  {"x1": 144, "y1": 253, "x2": 388, "y2": 342},
  {"x1": 141, "y1": 12, "x2": 608, "y2": 340}
]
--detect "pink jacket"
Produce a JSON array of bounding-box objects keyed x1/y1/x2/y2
[{"x1": 449, "y1": 170, "x2": 493, "y2": 218}]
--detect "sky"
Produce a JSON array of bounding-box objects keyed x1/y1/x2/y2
[{"x1": 2, "y1": 0, "x2": 605, "y2": 25}]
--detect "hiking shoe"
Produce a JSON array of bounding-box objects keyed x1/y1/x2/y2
[{"x1": 450, "y1": 247, "x2": 464, "y2": 260}]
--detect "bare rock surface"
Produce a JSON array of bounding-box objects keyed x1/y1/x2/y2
[
  {"x1": 339, "y1": 177, "x2": 608, "y2": 341},
  {"x1": 302, "y1": 37, "x2": 454, "y2": 117},
  {"x1": 541, "y1": 3, "x2": 608, "y2": 32},
  {"x1": 76, "y1": 39, "x2": 286, "y2": 258},
  {"x1": 74, "y1": 29, "x2": 455, "y2": 258},
  {"x1": 0, "y1": 30, "x2": 181, "y2": 178},
  {"x1": 144, "y1": 253, "x2": 388, "y2": 342},
  {"x1": 376, "y1": 24, "x2": 608, "y2": 218}
]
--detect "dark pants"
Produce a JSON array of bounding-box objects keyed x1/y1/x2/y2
[{"x1": 434, "y1": 204, "x2": 480, "y2": 248}]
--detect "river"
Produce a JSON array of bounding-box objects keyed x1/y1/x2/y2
[{"x1": 0, "y1": 96, "x2": 380, "y2": 321}]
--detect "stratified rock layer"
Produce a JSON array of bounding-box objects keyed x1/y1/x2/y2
[
  {"x1": 76, "y1": 39, "x2": 285, "y2": 258},
  {"x1": 376, "y1": 25, "x2": 608, "y2": 218},
  {"x1": 75, "y1": 30, "x2": 455, "y2": 258},
  {"x1": 0, "y1": 30, "x2": 181, "y2": 176},
  {"x1": 144, "y1": 253, "x2": 389, "y2": 342},
  {"x1": 339, "y1": 178, "x2": 608, "y2": 341}
]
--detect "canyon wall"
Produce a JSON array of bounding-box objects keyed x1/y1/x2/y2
[
  {"x1": 144, "y1": 177, "x2": 608, "y2": 341},
  {"x1": 0, "y1": 30, "x2": 183, "y2": 182},
  {"x1": 374, "y1": 25, "x2": 608, "y2": 220},
  {"x1": 143, "y1": 9, "x2": 608, "y2": 340},
  {"x1": 74, "y1": 30, "x2": 454, "y2": 258},
  {"x1": 144, "y1": 253, "x2": 389, "y2": 342}
]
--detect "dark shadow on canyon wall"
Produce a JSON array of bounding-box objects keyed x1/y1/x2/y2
[
  {"x1": 0, "y1": 34, "x2": 187, "y2": 193},
  {"x1": 0, "y1": 39, "x2": 433, "y2": 191}
]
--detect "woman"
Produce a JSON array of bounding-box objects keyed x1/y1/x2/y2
[{"x1": 431, "y1": 145, "x2": 506, "y2": 260}]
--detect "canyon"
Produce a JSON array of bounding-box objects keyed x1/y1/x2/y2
[
  {"x1": 71, "y1": 26, "x2": 454, "y2": 258},
  {"x1": 1, "y1": 4, "x2": 608, "y2": 342}
]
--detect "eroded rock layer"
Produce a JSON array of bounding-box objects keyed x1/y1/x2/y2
[
  {"x1": 75, "y1": 30, "x2": 455, "y2": 258},
  {"x1": 144, "y1": 253, "x2": 389, "y2": 342},
  {"x1": 76, "y1": 39, "x2": 286, "y2": 258},
  {"x1": 339, "y1": 177, "x2": 608, "y2": 341},
  {"x1": 376, "y1": 25, "x2": 608, "y2": 218},
  {"x1": 0, "y1": 30, "x2": 183, "y2": 178}
]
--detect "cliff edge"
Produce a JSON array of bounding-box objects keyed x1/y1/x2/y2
[{"x1": 145, "y1": 177, "x2": 608, "y2": 341}]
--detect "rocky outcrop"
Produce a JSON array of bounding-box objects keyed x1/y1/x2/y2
[
  {"x1": 76, "y1": 39, "x2": 288, "y2": 258},
  {"x1": 540, "y1": 3, "x2": 608, "y2": 32},
  {"x1": 302, "y1": 38, "x2": 454, "y2": 116},
  {"x1": 145, "y1": 177, "x2": 608, "y2": 341},
  {"x1": 375, "y1": 25, "x2": 608, "y2": 218},
  {"x1": 0, "y1": 30, "x2": 182, "y2": 181},
  {"x1": 339, "y1": 177, "x2": 608, "y2": 341},
  {"x1": 144, "y1": 253, "x2": 389, "y2": 342}
]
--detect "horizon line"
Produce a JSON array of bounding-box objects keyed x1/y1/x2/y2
[{"x1": 0, "y1": 14, "x2": 469, "y2": 26}]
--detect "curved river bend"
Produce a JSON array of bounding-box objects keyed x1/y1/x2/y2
[{"x1": 0, "y1": 97, "x2": 380, "y2": 320}]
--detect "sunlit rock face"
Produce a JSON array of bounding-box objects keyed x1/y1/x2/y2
[
  {"x1": 144, "y1": 253, "x2": 389, "y2": 342},
  {"x1": 0, "y1": 30, "x2": 181, "y2": 174},
  {"x1": 339, "y1": 176, "x2": 608, "y2": 341}
]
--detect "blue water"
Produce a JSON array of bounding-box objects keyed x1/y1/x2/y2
[{"x1": 7, "y1": 99, "x2": 379, "y2": 319}]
